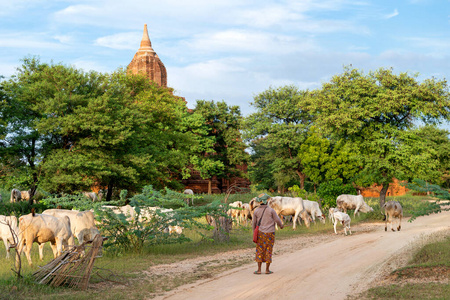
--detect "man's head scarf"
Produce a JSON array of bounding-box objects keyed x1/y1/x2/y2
[{"x1": 255, "y1": 193, "x2": 270, "y2": 204}]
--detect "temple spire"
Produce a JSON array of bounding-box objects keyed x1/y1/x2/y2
[{"x1": 139, "y1": 24, "x2": 154, "y2": 52}]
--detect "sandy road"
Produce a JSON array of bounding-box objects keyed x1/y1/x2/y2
[{"x1": 154, "y1": 210, "x2": 450, "y2": 300}]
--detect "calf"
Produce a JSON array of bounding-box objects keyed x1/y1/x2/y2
[
  {"x1": 228, "y1": 201, "x2": 243, "y2": 225},
  {"x1": 329, "y1": 208, "x2": 352, "y2": 236},
  {"x1": 336, "y1": 194, "x2": 374, "y2": 217},
  {"x1": 303, "y1": 200, "x2": 326, "y2": 224},
  {"x1": 10, "y1": 189, "x2": 21, "y2": 203},
  {"x1": 382, "y1": 201, "x2": 403, "y2": 232},
  {"x1": 17, "y1": 211, "x2": 72, "y2": 266},
  {"x1": 0, "y1": 215, "x2": 19, "y2": 259}
]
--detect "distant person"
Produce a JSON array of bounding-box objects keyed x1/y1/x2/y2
[{"x1": 252, "y1": 193, "x2": 284, "y2": 274}]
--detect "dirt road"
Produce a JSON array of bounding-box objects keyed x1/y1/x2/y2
[{"x1": 153, "y1": 210, "x2": 450, "y2": 300}]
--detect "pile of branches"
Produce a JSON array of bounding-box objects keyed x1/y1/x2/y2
[{"x1": 33, "y1": 234, "x2": 104, "y2": 290}]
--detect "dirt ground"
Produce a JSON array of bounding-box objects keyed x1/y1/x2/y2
[{"x1": 148, "y1": 209, "x2": 450, "y2": 300}]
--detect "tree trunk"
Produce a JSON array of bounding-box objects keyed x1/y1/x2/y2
[
  {"x1": 295, "y1": 170, "x2": 306, "y2": 189},
  {"x1": 106, "y1": 183, "x2": 114, "y2": 202},
  {"x1": 379, "y1": 183, "x2": 389, "y2": 207},
  {"x1": 210, "y1": 216, "x2": 232, "y2": 242}
]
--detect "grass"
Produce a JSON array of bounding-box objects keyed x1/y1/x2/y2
[
  {"x1": 0, "y1": 194, "x2": 445, "y2": 299},
  {"x1": 357, "y1": 234, "x2": 450, "y2": 300}
]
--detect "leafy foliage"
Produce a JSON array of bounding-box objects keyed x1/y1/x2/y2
[{"x1": 304, "y1": 67, "x2": 450, "y2": 205}]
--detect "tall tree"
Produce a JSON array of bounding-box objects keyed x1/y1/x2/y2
[
  {"x1": 1, "y1": 58, "x2": 194, "y2": 201},
  {"x1": 298, "y1": 128, "x2": 360, "y2": 192},
  {"x1": 243, "y1": 85, "x2": 314, "y2": 189},
  {"x1": 305, "y1": 67, "x2": 450, "y2": 205},
  {"x1": 193, "y1": 100, "x2": 249, "y2": 194}
]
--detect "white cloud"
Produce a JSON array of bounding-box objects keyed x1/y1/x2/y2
[
  {"x1": 385, "y1": 9, "x2": 399, "y2": 19},
  {"x1": 0, "y1": 32, "x2": 65, "y2": 50},
  {"x1": 95, "y1": 32, "x2": 141, "y2": 50}
]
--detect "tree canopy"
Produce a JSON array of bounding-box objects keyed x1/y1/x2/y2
[{"x1": 303, "y1": 67, "x2": 450, "y2": 204}]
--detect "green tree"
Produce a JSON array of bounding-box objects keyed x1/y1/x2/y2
[
  {"x1": 1, "y1": 58, "x2": 195, "y2": 201},
  {"x1": 306, "y1": 67, "x2": 450, "y2": 205},
  {"x1": 243, "y1": 85, "x2": 314, "y2": 189},
  {"x1": 192, "y1": 100, "x2": 249, "y2": 194}
]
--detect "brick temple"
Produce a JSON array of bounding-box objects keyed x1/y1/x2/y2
[{"x1": 127, "y1": 25, "x2": 250, "y2": 194}]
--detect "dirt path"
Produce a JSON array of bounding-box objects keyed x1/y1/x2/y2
[{"x1": 151, "y1": 210, "x2": 450, "y2": 300}]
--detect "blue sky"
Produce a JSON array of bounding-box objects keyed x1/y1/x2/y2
[{"x1": 1, "y1": 0, "x2": 449, "y2": 127}]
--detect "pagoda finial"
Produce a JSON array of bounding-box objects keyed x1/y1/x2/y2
[{"x1": 139, "y1": 24, "x2": 154, "y2": 52}]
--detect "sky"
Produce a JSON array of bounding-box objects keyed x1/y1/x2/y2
[{"x1": 1, "y1": 0, "x2": 449, "y2": 127}]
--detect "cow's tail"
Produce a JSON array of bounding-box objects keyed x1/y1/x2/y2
[
  {"x1": 381, "y1": 203, "x2": 387, "y2": 221},
  {"x1": 31, "y1": 207, "x2": 36, "y2": 217}
]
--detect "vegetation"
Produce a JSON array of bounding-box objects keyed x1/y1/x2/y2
[{"x1": 359, "y1": 234, "x2": 450, "y2": 300}]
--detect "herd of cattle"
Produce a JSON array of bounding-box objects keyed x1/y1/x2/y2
[
  {"x1": 0, "y1": 190, "x2": 403, "y2": 267},
  {"x1": 229, "y1": 194, "x2": 403, "y2": 234}
]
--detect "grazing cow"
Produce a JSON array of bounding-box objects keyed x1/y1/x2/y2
[
  {"x1": 83, "y1": 191, "x2": 99, "y2": 202},
  {"x1": 138, "y1": 206, "x2": 183, "y2": 234},
  {"x1": 268, "y1": 196, "x2": 310, "y2": 229},
  {"x1": 42, "y1": 209, "x2": 100, "y2": 245},
  {"x1": 228, "y1": 201, "x2": 243, "y2": 224},
  {"x1": 20, "y1": 190, "x2": 32, "y2": 202},
  {"x1": 336, "y1": 194, "x2": 374, "y2": 217},
  {"x1": 101, "y1": 204, "x2": 136, "y2": 221},
  {"x1": 183, "y1": 189, "x2": 194, "y2": 206},
  {"x1": 303, "y1": 200, "x2": 326, "y2": 224},
  {"x1": 329, "y1": 207, "x2": 352, "y2": 235},
  {"x1": 0, "y1": 215, "x2": 19, "y2": 259},
  {"x1": 382, "y1": 201, "x2": 403, "y2": 232},
  {"x1": 10, "y1": 189, "x2": 21, "y2": 203},
  {"x1": 240, "y1": 203, "x2": 251, "y2": 225},
  {"x1": 17, "y1": 211, "x2": 72, "y2": 266}
]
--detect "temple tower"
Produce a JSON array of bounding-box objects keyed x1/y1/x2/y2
[{"x1": 128, "y1": 24, "x2": 167, "y2": 87}]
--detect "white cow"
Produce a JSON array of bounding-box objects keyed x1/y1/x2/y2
[
  {"x1": 329, "y1": 207, "x2": 352, "y2": 236},
  {"x1": 0, "y1": 215, "x2": 19, "y2": 259},
  {"x1": 42, "y1": 209, "x2": 100, "y2": 245},
  {"x1": 10, "y1": 189, "x2": 21, "y2": 203},
  {"x1": 382, "y1": 201, "x2": 403, "y2": 232},
  {"x1": 268, "y1": 196, "x2": 310, "y2": 229},
  {"x1": 303, "y1": 200, "x2": 326, "y2": 224},
  {"x1": 183, "y1": 189, "x2": 194, "y2": 206},
  {"x1": 17, "y1": 211, "x2": 72, "y2": 266},
  {"x1": 138, "y1": 206, "x2": 183, "y2": 234},
  {"x1": 101, "y1": 204, "x2": 136, "y2": 221},
  {"x1": 336, "y1": 194, "x2": 374, "y2": 217}
]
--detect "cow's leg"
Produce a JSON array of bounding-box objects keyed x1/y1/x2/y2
[
  {"x1": 38, "y1": 243, "x2": 45, "y2": 261},
  {"x1": 301, "y1": 211, "x2": 310, "y2": 228},
  {"x1": 50, "y1": 241, "x2": 58, "y2": 258},
  {"x1": 333, "y1": 220, "x2": 338, "y2": 234},
  {"x1": 24, "y1": 240, "x2": 33, "y2": 266},
  {"x1": 398, "y1": 215, "x2": 402, "y2": 231},
  {"x1": 385, "y1": 217, "x2": 388, "y2": 231},
  {"x1": 390, "y1": 216, "x2": 395, "y2": 232},
  {"x1": 2, "y1": 239, "x2": 10, "y2": 259},
  {"x1": 348, "y1": 222, "x2": 352, "y2": 235},
  {"x1": 293, "y1": 211, "x2": 301, "y2": 230}
]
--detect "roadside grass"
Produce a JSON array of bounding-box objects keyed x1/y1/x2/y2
[
  {"x1": 0, "y1": 194, "x2": 443, "y2": 299},
  {"x1": 357, "y1": 234, "x2": 450, "y2": 300}
]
